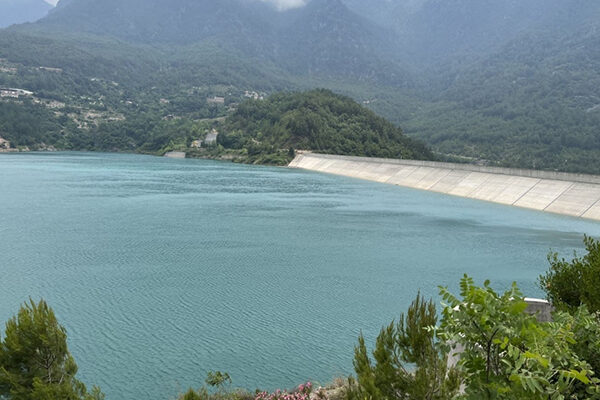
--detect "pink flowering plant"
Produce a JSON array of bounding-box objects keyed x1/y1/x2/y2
[{"x1": 254, "y1": 382, "x2": 327, "y2": 400}]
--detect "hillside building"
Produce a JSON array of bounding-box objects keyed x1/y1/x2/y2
[
  {"x1": 0, "y1": 88, "x2": 33, "y2": 98},
  {"x1": 0, "y1": 88, "x2": 18, "y2": 98},
  {"x1": 38, "y1": 66, "x2": 63, "y2": 73},
  {"x1": 244, "y1": 90, "x2": 264, "y2": 100},
  {"x1": 207, "y1": 96, "x2": 225, "y2": 104},
  {"x1": 204, "y1": 129, "x2": 219, "y2": 145},
  {"x1": 0, "y1": 137, "x2": 10, "y2": 150}
]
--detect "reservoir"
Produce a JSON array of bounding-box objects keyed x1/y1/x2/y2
[{"x1": 1, "y1": 152, "x2": 600, "y2": 400}]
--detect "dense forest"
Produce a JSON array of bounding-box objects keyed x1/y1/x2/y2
[{"x1": 216, "y1": 90, "x2": 433, "y2": 165}]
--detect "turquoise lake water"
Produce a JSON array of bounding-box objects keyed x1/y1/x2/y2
[{"x1": 1, "y1": 152, "x2": 600, "y2": 400}]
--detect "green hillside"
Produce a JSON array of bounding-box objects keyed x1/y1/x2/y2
[
  {"x1": 399, "y1": 14, "x2": 600, "y2": 173},
  {"x1": 0, "y1": 30, "x2": 293, "y2": 153},
  {"x1": 216, "y1": 89, "x2": 433, "y2": 164}
]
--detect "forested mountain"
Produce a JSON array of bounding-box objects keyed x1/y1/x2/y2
[
  {"x1": 40, "y1": 0, "x2": 277, "y2": 50},
  {"x1": 218, "y1": 89, "x2": 433, "y2": 164},
  {"x1": 406, "y1": 16, "x2": 600, "y2": 171},
  {"x1": 34, "y1": 0, "x2": 403, "y2": 82},
  {"x1": 396, "y1": 0, "x2": 600, "y2": 172},
  {"x1": 402, "y1": 0, "x2": 600, "y2": 66},
  {"x1": 278, "y1": 0, "x2": 407, "y2": 84},
  {"x1": 0, "y1": 0, "x2": 53, "y2": 28},
  {"x1": 342, "y1": 0, "x2": 425, "y2": 29},
  {"x1": 1, "y1": 0, "x2": 600, "y2": 172}
]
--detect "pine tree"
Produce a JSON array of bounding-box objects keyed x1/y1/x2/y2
[
  {"x1": 347, "y1": 293, "x2": 460, "y2": 400},
  {"x1": 0, "y1": 299, "x2": 102, "y2": 400}
]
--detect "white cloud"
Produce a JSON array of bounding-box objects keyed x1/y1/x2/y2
[
  {"x1": 260, "y1": 0, "x2": 306, "y2": 11},
  {"x1": 44, "y1": 0, "x2": 58, "y2": 5}
]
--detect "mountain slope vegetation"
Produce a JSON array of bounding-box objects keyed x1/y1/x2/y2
[
  {"x1": 218, "y1": 89, "x2": 433, "y2": 164},
  {"x1": 401, "y1": 2, "x2": 600, "y2": 172},
  {"x1": 34, "y1": 0, "x2": 406, "y2": 83},
  {"x1": 1, "y1": 0, "x2": 600, "y2": 172},
  {"x1": 40, "y1": 0, "x2": 277, "y2": 49}
]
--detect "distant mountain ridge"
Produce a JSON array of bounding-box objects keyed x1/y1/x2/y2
[
  {"x1": 402, "y1": 0, "x2": 600, "y2": 66},
  {"x1": 43, "y1": 0, "x2": 277, "y2": 45},
  {"x1": 35, "y1": 0, "x2": 405, "y2": 83},
  {"x1": 277, "y1": 0, "x2": 408, "y2": 83},
  {"x1": 27, "y1": 0, "x2": 600, "y2": 81}
]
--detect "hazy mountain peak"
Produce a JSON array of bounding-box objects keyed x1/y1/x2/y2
[
  {"x1": 260, "y1": 0, "x2": 306, "y2": 11},
  {"x1": 306, "y1": 0, "x2": 346, "y2": 11}
]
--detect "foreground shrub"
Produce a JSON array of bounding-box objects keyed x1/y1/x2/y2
[
  {"x1": 346, "y1": 294, "x2": 460, "y2": 400},
  {"x1": 553, "y1": 306, "x2": 600, "y2": 394},
  {"x1": 178, "y1": 371, "x2": 253, "y2": 400},
  {"x1": 540, "y1": 235, "x2": 600, "y2": 312},
  {"x1": 178, "y1": 386, "x2": 254, "y2": 400},
  {"x1": 0, "y1": 299, "x2": 103, "y2": 400},
  {"x1": 349, "y1": 276, "x2": 600, "y2": 399},
  {"x1": 440, "y1": 275, "x2": 600, "y2": 399}
]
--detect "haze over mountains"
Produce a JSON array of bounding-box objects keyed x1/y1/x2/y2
[
  {"x1": 0, "y1": 0, "x2": 53, "y2": 28},
  {"x1": 1, "y1": 0, "x2": 600, "y2": 172},
  {"x1": 33, "y1": 0, "x2": 403, "y2": 83}
]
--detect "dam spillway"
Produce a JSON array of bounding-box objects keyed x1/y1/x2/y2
[{"x1": 289, "y1": 153, "x2": 600, "y2": 221}]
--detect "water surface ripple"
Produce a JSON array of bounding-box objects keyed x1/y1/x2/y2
[{"x1": 1, "y1": 152, "x2": 600, "y2": 400}]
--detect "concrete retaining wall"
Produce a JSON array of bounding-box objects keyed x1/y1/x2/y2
[
  {"x1": 289, "y1": 153, "x2": 600, "y2": 221},
  {"x1": 524, "y1": 298, "x2": 554, "y2": 323},
  {"x1": 164, "y1": 151, "x2": 186, "y2": 159}
]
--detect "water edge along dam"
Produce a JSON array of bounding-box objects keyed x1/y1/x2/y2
[{"x1": 289, "y1": 153, "x2": 600, "y2": 222}]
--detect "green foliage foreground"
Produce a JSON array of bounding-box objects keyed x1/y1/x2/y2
[
  {"x1": 0, "y1": 299, "x2": 103, "y2": 400},
  {"x1": 348, "y1": 294, "x2": 460, "y2": 400},
  {"x1": 540, "y1": 235, "x2": 600, "y2": 314},
  {"x1": 347, "y1": 276, "x2": 600, "y2": 400},
  {"x1": 349, "y1": 273, "x2": 600, "y2": 400},
  {"x1": 440, "y1": 277, "x2": 599, "y2": 399}
]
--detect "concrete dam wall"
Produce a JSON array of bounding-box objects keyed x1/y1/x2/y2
[{"x1": 289, "y1": 153, "x2": 600, "y2": 221}]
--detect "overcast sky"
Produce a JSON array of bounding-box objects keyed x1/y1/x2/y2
[
  {"x1": 43, "y1": 0, "x2": 306, "y2": 10},
  {"x1": 262, "y1": 0, "x2": 306, "y2": 10}
]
